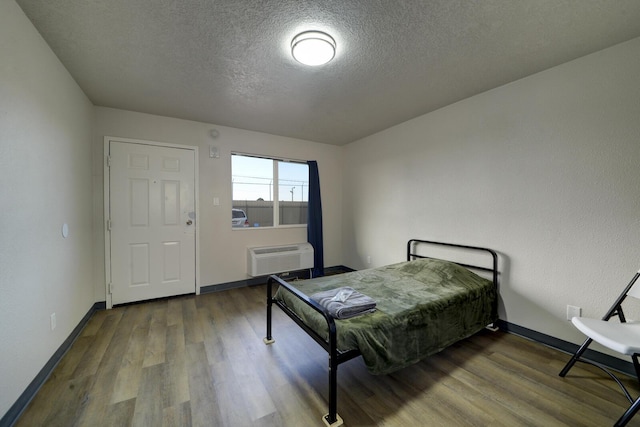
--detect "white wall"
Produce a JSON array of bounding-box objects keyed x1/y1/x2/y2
[
  {"x1": 343, "y1": 37, "x2": 640, "y2": 348},
  {"x1": 92, "y1": 107, "x2": 343, "y2": 301},
  {"x1": 0, "y1": 0, "x2": 95, "y2": 417}
]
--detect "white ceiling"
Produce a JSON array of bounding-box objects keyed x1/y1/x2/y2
[{"x1": 15, "y1": 0, "x2": 640, "y2": 145}]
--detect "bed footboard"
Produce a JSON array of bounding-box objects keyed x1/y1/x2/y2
[{"x1": 265, "y1": 274, "x2": 359, "y2": 427}]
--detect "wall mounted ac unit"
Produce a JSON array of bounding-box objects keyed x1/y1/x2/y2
[{"x1": 247, "y1": 243, "x2": 314, "y2": 277}]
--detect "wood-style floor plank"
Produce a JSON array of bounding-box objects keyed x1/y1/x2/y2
[
  {"x1": 142, "y1": 305, "x2": 168, "y2": 368},
  {"x1": 14, "y1": 285, "x2": 640, "y2": 426},
  {"x1": 162, "y1": 401, "x2": 192, "y2": 427},
  {"x1": 163, "y1": 324, "x2": 190, "y2": 407},
  {"x1": 71, "y1": 310, "x2": 123, "y2": 379},
  {"x1": 184, "y1": 341, "x2": 222, "y2": 427},
  {"x1": 131, "y1": 363, "x2": 166, "y2": 426},
  {"x1": 110, "y1": 304, "x2": 152, "y2": 404}
]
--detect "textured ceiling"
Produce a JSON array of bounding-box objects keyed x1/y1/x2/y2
[{"x1": 15, "y1": 0, "x2": 640, "y2": 145}]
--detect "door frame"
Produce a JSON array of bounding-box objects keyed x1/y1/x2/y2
[{"x1": 103, "y1": 136, "x2": 200, "y2": 309}]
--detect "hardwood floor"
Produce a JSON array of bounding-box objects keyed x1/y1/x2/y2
[{"x1": 15, "y1": 285, "x2": 640, "y2": 426}]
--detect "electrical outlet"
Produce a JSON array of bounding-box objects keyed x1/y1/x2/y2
[
  {"x1": 566, "y1": 305, "x2": 581, "y2": 321},
  {"x1": 50, "y1": 313, "x2": 56, "y2": 331}
]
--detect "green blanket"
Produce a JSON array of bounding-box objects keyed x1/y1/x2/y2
[{"x1": 274, "y1": 258, "x2": 496, "y2": 375}]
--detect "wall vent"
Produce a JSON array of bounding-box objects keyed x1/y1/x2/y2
[{"x1": 247, "y1": 243, "x2": 314, "y2": 276}]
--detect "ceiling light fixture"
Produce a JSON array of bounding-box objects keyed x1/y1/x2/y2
[{"x1": 291, "y1": 31, "x2": 336, "y2": 66}]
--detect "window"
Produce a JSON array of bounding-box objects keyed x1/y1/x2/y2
[{"x1": 232, "y1": 153, "x2": 309, "y2": 228}]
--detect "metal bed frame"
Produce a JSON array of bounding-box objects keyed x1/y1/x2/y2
[{"x1": 264, "y1": 239, "x2": 499, "y2": 426}]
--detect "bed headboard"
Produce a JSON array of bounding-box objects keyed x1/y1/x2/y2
[{"x1": 406, "y1": 239, "x2": 498, "y2": 288}]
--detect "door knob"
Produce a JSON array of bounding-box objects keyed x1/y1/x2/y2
[{"x1": 186, "y1": 220, "x2": 193, "y2": 226}]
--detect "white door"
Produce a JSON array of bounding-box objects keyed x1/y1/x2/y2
[{"x1": 108, "y1": 141, "x2": 196, "y2": 305}]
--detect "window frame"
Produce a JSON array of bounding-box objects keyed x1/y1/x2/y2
[{"x1": 231, "y1": 152, "x2": 309, "y2": 229}]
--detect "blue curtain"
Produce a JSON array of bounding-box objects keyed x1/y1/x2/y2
[{"x1": 307, "y1": 161, "x2": 324, "y2": 277}]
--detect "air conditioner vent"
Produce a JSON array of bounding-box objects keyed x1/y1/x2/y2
[
  {"x1": 253, "y1": 246, "x2": 299, "y2": 255},
  {"x1": 247, "y1": 243, "x2": 314, "y2": 276}
]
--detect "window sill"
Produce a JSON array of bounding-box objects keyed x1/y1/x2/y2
[{"x1": 231, "y1": 224, "x2": 307, "y2": 231}]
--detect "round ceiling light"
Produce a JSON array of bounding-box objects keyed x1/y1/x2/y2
[{"x1": 291, "y1": 31, "x2": 336, "y2": 66}]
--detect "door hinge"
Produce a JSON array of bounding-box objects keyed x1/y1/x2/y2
[
  {"x1": 108, "y1": 283, "x2": 113, "y2": 294},
  {"x1": 107, "y1": 155, "x2": 112, "y2": 168},
  {"x1": 106, "y1": 219, "x2": 112, "y2": 231}
]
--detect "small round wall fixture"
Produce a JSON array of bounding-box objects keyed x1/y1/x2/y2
[{"x1": 291, "y1": 31, "x2": 336, "y2": 66}]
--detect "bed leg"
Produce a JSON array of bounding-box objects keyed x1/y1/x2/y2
[
  {"x1": 264, "y1": 301, "x2": 275, "y2": 345},
  {"x1": 486, "y1": 322, "x2": 499, "y2": 332},
  {"x1": 265, "y1": 276, "x2": 275, "y2": 345},
  {"x1": 324, "y1": 333, "x2": 343, "y2": 426},
  {"x1": 322, "y1": 413, "x2": 344, "y2": 427}
]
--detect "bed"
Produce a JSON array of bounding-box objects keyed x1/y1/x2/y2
[{"x1": 264, "y1": 239, "x2": 499, "y2": 426}]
